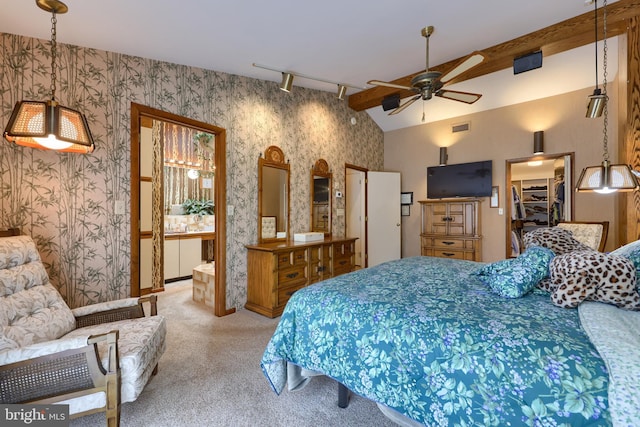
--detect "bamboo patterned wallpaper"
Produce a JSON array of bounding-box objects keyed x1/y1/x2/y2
[{"x1": 0, "y1": 32, "x2": 383, "y2": 309}]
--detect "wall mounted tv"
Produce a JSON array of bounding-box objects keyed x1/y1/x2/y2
[{"x1": 427, "y1": 160, "x2": 493, "y2": 199}]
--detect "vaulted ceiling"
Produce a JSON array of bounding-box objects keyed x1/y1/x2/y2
[{"x1": 2, "y1": 0, "x2": 638, "y2": 131}]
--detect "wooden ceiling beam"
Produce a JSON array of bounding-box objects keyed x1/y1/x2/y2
[{"x1": 348, "y1": 0, "x2": 640, "y2": 112}]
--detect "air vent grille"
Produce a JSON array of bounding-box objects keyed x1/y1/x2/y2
[{"x1": 451, "y1": 122, "x2": 470, "y2": 133}]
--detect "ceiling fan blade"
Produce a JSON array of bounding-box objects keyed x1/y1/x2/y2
[
  {"x1": 439, "y1": 52, "x2": 485, "y2": 84},
  {"x1": 435, "y1": 89, "x2": 482, "y2": 104},
  {"x1": 368, "y1": 80, "x2": 413, "y2": 91},
  {"x1": 389, "y1": 95, "x2": 420, "y2": 115}
]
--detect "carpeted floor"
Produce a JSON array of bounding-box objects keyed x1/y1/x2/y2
[{"x1": 71, "y1": 281, "x2": 397, "y2": 426}]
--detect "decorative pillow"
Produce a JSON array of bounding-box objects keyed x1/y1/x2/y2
[
  {"x1": 610, "y1": 239, "x2": 640, "y2": 287},
  {"x1": 546, "y1": 250, "x2": 640, "y2": 310},
  {"x1": 476, "y1": 246, "x2": 555, "y2": 298},
  {"x1": 523, "y1": 227, "x2": 594, "y2": 255}
]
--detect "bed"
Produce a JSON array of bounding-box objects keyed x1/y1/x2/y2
[{"x1": 261, "y1": 238, "x2": 640, "y2": 426}]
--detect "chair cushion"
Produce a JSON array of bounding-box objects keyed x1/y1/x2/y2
[
  {"x1": 0, "y1": 236, "x2": 75, "y2": 352},
  {"x1": 64, "y1": 315, "x2": 167, "y2": 403},
  {"x1": 0, "y1": 283, "x2": 76, "y2": 352}
]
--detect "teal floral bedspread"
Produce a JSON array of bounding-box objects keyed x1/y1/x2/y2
[{"x1": 261, "y1": 256, "x2": 611, "y2": 426}]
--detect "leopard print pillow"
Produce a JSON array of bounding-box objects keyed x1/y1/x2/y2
[
  {"x1": 523, "y1": 227, "x2": 594, "y2": 256},
  {"x1": 545, "y1": 250, "x2": 640, "y2": 310}
]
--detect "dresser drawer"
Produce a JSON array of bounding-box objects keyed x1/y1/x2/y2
[
  {"x1": 277, "y1": 264, "x2": 307, "y2": 286},
  {"x1": 278, "y1": 282, "x2": 305, "y2": 306},
  {"x1": 277, "y1": 249, "x2": 307, "y2": 269},
  {"x1": 432, "y1": 249, "x2": 466, "y2": 260},
  {"x1": 433, "y1": 238, "x2": 464, "y2": 249},
  {"x1": 333, "y1": 258, "x2": 352, "y2": 276}
]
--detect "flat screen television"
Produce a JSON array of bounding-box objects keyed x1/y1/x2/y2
[{"x1": 427, "y1": 160, "x2": 492, "y2": 199}]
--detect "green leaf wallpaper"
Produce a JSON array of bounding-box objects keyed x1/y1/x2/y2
[{"x1": 0, "y1": 32, "x2": 383, "y2": 309}]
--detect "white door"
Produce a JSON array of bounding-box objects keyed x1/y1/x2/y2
[{"x1": 367, "y1": 171, "x2": 401, "y2": 267}]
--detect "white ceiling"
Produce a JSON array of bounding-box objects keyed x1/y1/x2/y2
[{"x1": 0, "y1": 0, "x2": 616, "y2": 132}]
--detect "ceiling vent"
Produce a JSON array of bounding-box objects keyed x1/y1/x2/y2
[{"x1": 451, "y1": 122, "x2": 470, "y2": 133}]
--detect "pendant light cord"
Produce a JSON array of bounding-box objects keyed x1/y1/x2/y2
[
  {"x1": 602, "y1": 0, "x2": 609, "y2": 162},
  {"x1": 50, "y1": 12, "x2": 57, "y2": 101}
]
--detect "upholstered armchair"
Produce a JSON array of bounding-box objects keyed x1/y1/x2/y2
[
  {"x1": 0, "y1": 231, "x2": 166, "y2": 427},
  {"x1": 557, "y1": 221, "x2": 609, "y2": 251}
]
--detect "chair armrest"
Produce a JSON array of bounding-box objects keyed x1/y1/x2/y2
[
  {"x1": 0, "y1": 331, "x2": 119, "y2": 405},
  {"x1": 73, "y1": 295, "x2": 158, "y2": 328},
  {"x1": 0, "y1": 336, "x2": 89, "y2": 365},
  {"x1": 72, "y1": 298, "x2": 140, "y2": 317}
]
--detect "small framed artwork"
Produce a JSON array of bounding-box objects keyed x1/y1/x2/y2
[
  {"x1": 201, "y1": 177, "x2": 213, "y2": 189},
  {"x1": 401, "y1": 204, "x2": 410, "y2": 216},
  {"x1": 490, "y1": 186, "x2": 499, "y2": 208},
  {"x1": 401, "y1": 192, "x2": 413, "y2": 205}
]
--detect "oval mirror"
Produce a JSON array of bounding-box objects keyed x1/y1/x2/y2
[
  {"x1": 258, "y1": 146, "x2": 290, "y2": 243},
  {"x1": 310, "y1": 159, "x2": 332, "y2": 236}
]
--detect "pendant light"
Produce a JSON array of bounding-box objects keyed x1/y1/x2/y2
[
  {"x1": 576, "y1": 0, "x2": 638, "y2": 193},
  {"x1": 3, "y1": 0, "x2": 95, "y2": 153}
]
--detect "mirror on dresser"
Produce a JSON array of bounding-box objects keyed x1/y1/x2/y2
[
  {"x1": 310, "y1": 159, "x2": 332, "y2": 236},
  {"x1": 258, "y1": 146, "x2": 290, "y2": 243}
]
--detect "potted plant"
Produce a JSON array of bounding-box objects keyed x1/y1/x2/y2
[{"x1": 182, "y1": 198, "x2": 214, "y2": 216}]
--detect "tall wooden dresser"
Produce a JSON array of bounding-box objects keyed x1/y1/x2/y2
[
  {"x1": 245, "y1": 237, "x2": 356, "y2": 317},
  {"x1": 419, "y1": 199, "x2": 482, "y2": 261}
]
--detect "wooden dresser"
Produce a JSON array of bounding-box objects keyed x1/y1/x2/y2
[
  {"x1": 245, "y1": 237, "x2": 357, "y2": 317},
  {"x1": 419, "y1": 199, "x2": 482, "y2": 262}
]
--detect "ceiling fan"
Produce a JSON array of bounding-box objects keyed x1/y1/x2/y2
[{"x1": 368, "y1": 26, "x2": 486, "y2": 115}]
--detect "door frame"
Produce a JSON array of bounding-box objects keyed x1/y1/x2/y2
[
  {"x1": 345, "y1": 163, "x2": 368, "y2": 267},
  {"x1": 130, "y1": 102, "x2": 234, "y2": 316},
  {"x1": 505, "y1": 152, "x2": 575, "y2": 258}
]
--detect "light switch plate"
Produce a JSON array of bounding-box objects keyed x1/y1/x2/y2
[{"x1": 336, "y1": 208, "x2": 344, "y2": 217}]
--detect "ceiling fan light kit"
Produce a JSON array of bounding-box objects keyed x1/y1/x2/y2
[{"x1": 367, "y1": 26, "x2": 485, "y2": 116}]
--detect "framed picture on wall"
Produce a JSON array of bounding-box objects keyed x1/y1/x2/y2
[
  {"x1": 490, "y1": 186, "x2": 499, "y2": 208},
  {"x1": 401, "y1": 192, "x2": 413, "y2": 205},
  {"x1": 401, "y1": 205, "x2": 410, "y2": 216}
]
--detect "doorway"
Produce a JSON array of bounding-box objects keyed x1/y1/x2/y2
[
  {"x1": 345, "y1": 165, "x2": 366, "y2": 268},
  {"x1": 505, "y1": 152, "x2": 574, "y2": 258},
  {"x1": 130, "y1": 103, "x2": 234, "y2": 317}
]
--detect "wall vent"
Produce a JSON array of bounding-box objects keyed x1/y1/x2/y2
[{"x1": 451, "y1": 122, "x2": 470, "y2": 133}]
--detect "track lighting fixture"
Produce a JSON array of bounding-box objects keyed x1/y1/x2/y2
[
  {"x1": 280, "y1": 73, "x2": 294, "y2": 92},
  {"x1": 585, "y1": 0, "x2": 606, "y2": 118},
  {"x1": 337, "y1": 85, "x2": 347, "y2": 100},
  {"x1": 3, "y1": 0, "x2": 94, "y2": 153},
  {"x1": 253, "y1": 63, "x2": 363, "y2": 99}
]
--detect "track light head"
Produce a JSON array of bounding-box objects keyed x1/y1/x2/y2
[
  {"x1": 337, "y1": 84, "x2": 347, "y2": 100},
  {"x1": 280, "y1": 72, "x2": 294, "y2": 92}
]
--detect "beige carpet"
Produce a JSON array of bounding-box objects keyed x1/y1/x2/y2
[{"x1": 71, "y1": 281, "x2": 396, "y2": 426}]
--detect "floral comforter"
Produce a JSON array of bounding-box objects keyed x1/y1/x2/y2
[{"x1": 261, "y1": 256, "x2": 612, "y2": 426}]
